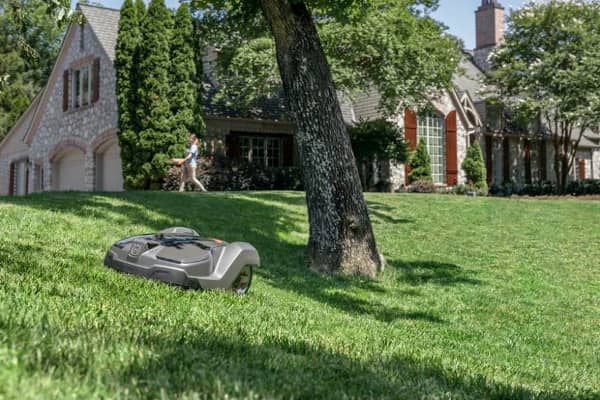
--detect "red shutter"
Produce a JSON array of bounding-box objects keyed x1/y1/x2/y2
[
  {"x1": 404, "y1": 109, "x2": 417, "y2": 185},
  {"x1": 485, "y1": 136, "x2": 493, "y2": 185},
  {"x1": 445, "y1": 111, "x2": 458, "y2": 186},
  {"x1": 578, "y1": 159, "x2": 586, "y2": 180},
  {"x1": 92, "y1": 58, "x2": 100, "y2": 103},
  {"x1": 503, "y1": 137, "x2": 510, "y2": 182},
  {"x1": 8, "y1": 162, "x2": 15, "y2": 196},
  {"x1": 226, "y1": 133, "x2": 240, "y2": 160},
  {"x1": 282, "y1": 135, "x2": 294, "y2": 167},
  {"x1": 539, "y1": 140, "x2": 547, "y2": 181},
  {"x1": 63, "y1": 70, "x2": 69, "y2": 112}
]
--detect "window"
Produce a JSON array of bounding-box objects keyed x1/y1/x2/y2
[
  {"x1": 417, "y1": 111, "x2": 445, "y2": 184},
  {"x1": 239, "y1": 136, "x2": 282, "y2": 167},
  {"x1": 73, "y1": 65, "x2": 91, "y2": 109}
]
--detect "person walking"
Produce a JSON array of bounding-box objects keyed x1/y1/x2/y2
[{"x1": 179, "y1": 134, "x2": 208, "y2": 192}]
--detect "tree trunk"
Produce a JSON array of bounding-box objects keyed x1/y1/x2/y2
[{"x1": 259, "y1": 0, "x2": 382, "y2": 276}]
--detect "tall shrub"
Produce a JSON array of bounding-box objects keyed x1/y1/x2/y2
[
  {"x1": 408, "y1": 139, "x2": 432, "y2": 183},
  {"x1": 136, "y1": 0, "x2": 174, "y2": 189},
  {"x1": 461, "y1": 139, "x2": 487, "y2": 190},
  {"x1": 114, "y1": 0, "x2": 141, "y2": 188},
  {"x1": 169, "y1": 3, "x2": 199, "y2": 157}
]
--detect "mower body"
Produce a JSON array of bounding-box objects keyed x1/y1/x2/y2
[{"x1": 104, "y1": 227, "x2": 259, "y2": 294}]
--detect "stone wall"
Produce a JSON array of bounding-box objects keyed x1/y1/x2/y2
[{"x1": 29, "y1": 22, "x2": 118, "y2": 192}]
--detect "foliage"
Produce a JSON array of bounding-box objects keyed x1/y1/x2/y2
[
  {"x1": 408, "y1": 179, "x2": 436, "y2": 193},
  {"x1": 408, "y1": 139, "x2": 432, "y2": 183},
  {"x1": 0, "y1": 0, "x2": 65, "y2": 140},
  {"x1": 461, "y1": 139, "x2": 487, "y2": 190},
  {"x1": 115, "y1": 0, "x2": 142, "y2": 189},
  {"x1": 169, "y1": 2, "x2": 200, "y2": 149},
  {"x1": 348, "y1": 119, "x2": 407, "y2": 163},
  {"x1": 490, "y1": 0, "x2": 600, "y2": 193},
  {"x1": 163, "y1": 159, "x2": 304, "y2": 191},
  {"x1": 193, "y1": 0, "x2": 462, "y2": 115},
  {"x1": 348, "y1": 119, "x2": 408, "y2": 191},
  {"x1": 566, "y1": 179, "x2": 600, "y2": 196},
  {"x1": 1, "y1": 192, "x2": 600, "y2": 398},
  {"x1": 134, "y1": 0, "x2": 174, "y2": 189}
]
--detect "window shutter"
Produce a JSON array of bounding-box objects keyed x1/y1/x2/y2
[
  {"x1": 445, "y1": 111, "x2": 458, "y2": 186},
  {"x1": 92, "y1": 58, "x2": 100, "y2": 103},
  {"x1": 404, "y1": 109, "x2": 417, "y2": 185},
  {"x1": 539, "y1": 140, "x2": 547, "y2": 181},
  {"x1": 8, "y1": 162, "x2": 15, "y2": 196},
  {"x1": 282, "y1": 135, "x2": 294, "y2": 167},
  {"x1": 63, "y1": 70, "x2": 69, "y2": 112},
  {"x1": 578, "y1": 159, "x2": 586, "y2": 180},
  {"x1": 226, "y1": 133, "x2": 240, "y2": 160}
]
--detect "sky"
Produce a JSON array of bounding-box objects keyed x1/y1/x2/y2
[{"x1": 74, "y1": 0, "x2": 529, "y2": 50}]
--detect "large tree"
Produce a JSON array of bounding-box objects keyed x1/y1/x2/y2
[
  {"x1": 0, "y1": 0, "x2": 66, "y2": 140},
  {"x1": 193, "y1": 0, "x2": 460, "y2": 276},
  {"x1": 169, "y1": 3, "x2": 199, "y2": 152},
  {"x1": 135, "y1": 0, "x2": 174, "y2": 189},
  {"x1": 115, "y1": 0, "x2": 142, "y2": 189},
  {"x1": 490, "y1": 0, "x2": 600, "y2": 193}
]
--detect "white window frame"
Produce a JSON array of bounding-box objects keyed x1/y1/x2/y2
[
  {"x1": 73, "y1": 65, "x2": 92, "y2": 109},
  {"x1": 239, "y1": 136, "x2": 282, "y2": 167},
  {"x1": 417, "y1": 111, "x2": 446, "y2": 184}
]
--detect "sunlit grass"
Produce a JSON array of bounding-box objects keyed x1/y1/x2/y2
[{"x1": 0, "y1": 191, "x2": 598, "y2": 399}]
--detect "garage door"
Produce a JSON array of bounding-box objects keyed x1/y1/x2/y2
[
  {"x1": 52, "y1": 148, "x2": 86, "y2": 191},
  {"x1": 96, "y1": 142, "x2": 123, "y2": 192}
]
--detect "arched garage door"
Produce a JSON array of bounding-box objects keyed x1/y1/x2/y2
[
  {"x1": 95, "y1": 141, "x2": 123, "y2": 192},
  {"x1": 52, "y1": 147, "x2": 86, "y2": 191}
]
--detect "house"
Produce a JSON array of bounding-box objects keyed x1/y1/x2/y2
[{"x1": 1, "y1": 1, "x2": 598, "y2": 196}]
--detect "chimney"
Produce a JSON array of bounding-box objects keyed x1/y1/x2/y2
[{"x1": 475, "y1": 0, "x2": 505, "y2": 49}]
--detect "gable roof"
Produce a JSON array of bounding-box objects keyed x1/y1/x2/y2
[{"x1": 78, "y1": 4, "x2": 120, "y2": 61}]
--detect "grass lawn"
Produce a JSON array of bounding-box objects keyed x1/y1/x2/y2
[{"x1": 0, "y1": 192, "x2": 599, "y2": 399}]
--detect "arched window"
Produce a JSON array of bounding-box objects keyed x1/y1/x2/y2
[{"x1": 417, "y1": 111, "x2": 445, "y2": 184}]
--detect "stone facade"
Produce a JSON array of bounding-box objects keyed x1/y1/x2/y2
[{"x1": 28, "y1": 22, "x2": 119, "y2": 192}]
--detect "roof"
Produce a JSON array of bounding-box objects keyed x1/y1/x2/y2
[
  {"x1": 78, "y1": 3, "x2": 120, "y2": 61},
  {"x1": 452, "y1": 54, "x2": 487, "y2": 103}
]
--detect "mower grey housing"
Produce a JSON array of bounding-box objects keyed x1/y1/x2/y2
[{"x1": 104, "y1": 227, "x2": 260, "y2": 292}]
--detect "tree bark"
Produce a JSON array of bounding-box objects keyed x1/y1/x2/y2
[{"x1": 259, "y1": 0, "x2": 382, "y2": 276}]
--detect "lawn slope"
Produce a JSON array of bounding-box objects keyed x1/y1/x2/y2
[{"x1": 0, "y1": 192, "x2": 599, "y2": 399}]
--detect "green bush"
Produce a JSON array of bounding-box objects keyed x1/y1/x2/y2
[
  {"x1": 408, "y1": 139, "x2": 432, "y2": 183},
  {"x1": 461, "y1": 139, "x2": 487, "y2": 190}
]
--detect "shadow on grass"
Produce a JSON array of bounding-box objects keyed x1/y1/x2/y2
[
  {"x1": 112, "y1": 331, "x2": 585, "y2": 400},
  {"x1": 389, "y1": 260, "x2": 482, "y2": 286},
  {"x1": 1, "y1": 192, "x2": 594, "y2": 399}
]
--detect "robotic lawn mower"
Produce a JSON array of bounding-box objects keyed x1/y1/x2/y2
[{"x1": 104, "y1": 227, "x2": 259, "y2": 294}]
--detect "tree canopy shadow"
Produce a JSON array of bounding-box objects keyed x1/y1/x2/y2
[
  {"x1": 111, "y1": 330, "x2": 585, "y2": 400},
  {"x1": 1, "y1": 192, "x2": 594, "y2": 399},
  {"x1": 389, "y1": 259, "x2": 482, "y2": 286}
]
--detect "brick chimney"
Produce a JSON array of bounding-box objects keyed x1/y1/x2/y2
[
  {"x1": 476, "y1": 0, "x2": 505, "y2": 49},
  {"x1": 473, "y1": 0, "x2": 505, "y2": 72}
]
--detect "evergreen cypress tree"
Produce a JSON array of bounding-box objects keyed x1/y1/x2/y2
[
  {"x1": 114, "y1": 0, "x2": 141, "y2": 189},
  {"x1": 409, "y1": 139, "x2": 432, "y2": 183},
  {"x1": 169, "y1": 3, "x2": 200, "y2": 158},
  {"x1": 137, "y1": 0, "x2": 174, "y2": 189},
  {"x1": 191, "y1": 18, "x2": 206, "y2": 135},
  {"x1": 135, "y1": 0, "x2": 146, "y2": 22},
  {"x1": 461, "y1": 139, "x2": 487, "y2": 190}
]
